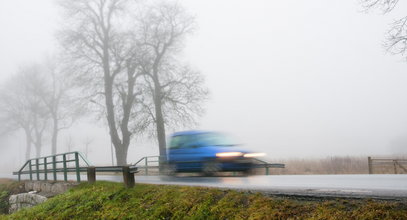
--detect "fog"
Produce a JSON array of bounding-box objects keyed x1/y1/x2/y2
[{"x1": 1, "y1": 0, "x2": 407, "y2": 172}]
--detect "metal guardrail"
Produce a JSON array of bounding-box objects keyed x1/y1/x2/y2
[
  {"x1": 14, "y1": 152, "x2": 283, "y2": 185},
  {"x1": 13, "y1": 152, "x2": 138, "y2": 187},
  {"x1": 252, "y1": 158, "x2": 285, "y2": 175},
  {"x1": 13, "y1": 151, "x2": 90, "y2": 182},
  {"x1": 133, "y1": 156, "x2": 161, "y2": 175},
  {"x1": 132, "y1": 156, "x2": 285, "y2": 176},
  {"x1": 368, "y1": 157, "x2": 407, "y2": 174}
]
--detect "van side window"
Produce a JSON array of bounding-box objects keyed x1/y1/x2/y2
[{"x1": 169, "y1": 135, "x2": 185, "y2": 149}]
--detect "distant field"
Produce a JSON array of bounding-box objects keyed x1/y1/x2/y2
[{"x1": 0, "y1": 180, "x2": 12, "y2": 185}]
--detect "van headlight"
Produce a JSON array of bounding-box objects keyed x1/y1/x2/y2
[
  {"x1": 216, "y1": 152, "x2": 244, "y2": 157},
  {"x1": 243, "y1": 153, "x2": 266, "y2": 158}
]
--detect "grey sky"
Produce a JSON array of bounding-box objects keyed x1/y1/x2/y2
[{"x1": 1, "y1": 0, "x2": 407, "y2": 170}]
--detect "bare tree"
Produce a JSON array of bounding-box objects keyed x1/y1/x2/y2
[
  {"x1": 0, "y1": 73, "x2": 34, "y2": 160},
  {"x1": 58, "y1": 0, "x2": 207, "y2": 165},
  {"x1": 136, "y1": 2, "x2": 208, "y2": 158},
  {"x1": 0, "y1": 65, "x2": 49, "y2": 159},
  {"x1": 361, "y1": 0, "x2": 407, "y2": 59},
  {"x1": 65, "y1": 135, "x2": 75, "y2": 153},
  {"x1": 37, "y1": 58, "x2": 81, "y2": 155},
  {"x1": 21, "y1": 67, "x2": 49, "y2": 158},
  {"x1": 82, "y1": 136, "x2": 94, "y2": 158},
  {"x1": 58, "y1": 0, "x2": 146, "y2": 165}
]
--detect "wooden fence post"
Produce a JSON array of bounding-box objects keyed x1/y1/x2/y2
[
  {"x1": 75, "y1": 152, "x2": 81, "y2": 182},
  {"x1": 63, "y1": 154, "x2": 68, "y2": 181},
  {"x1": 368, "y1": 157, "x2": 373, "y2": 174},
  {"x1": 393, "y1": 160, "x2": 398, "y2": 174},
  {"x1": 36, "y1": 158, "x2": 40, "y2": 180},
  {"x1": 145, "y1": 158, "x2": 148, "y2": 175},
  {"x1": 28, "y1": 160, "x2": 33, "y2": 181},
  {"x1": 53, "y1": 156, "x2": 57, "y2": 181},
  {"x1": 44, "y1": 158, "x2": 48, "y2": 181},
  {"x1": 122, "y1": 166, "x2": 135, "y2": 188},
  {"x1": 87, "y1": 166, "x2": 96, "y2": 183}
]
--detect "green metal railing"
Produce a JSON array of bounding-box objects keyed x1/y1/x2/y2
[
  {"x1": 13, "y1": 151, "x2": 91, "y2": 182},
  {"x1": 252, "y1": 158, "x2": 285, "y2": 175},
  {"x1": 13, "y1": 151, "x2": 139, "y2": 187},
  {"x1": 132, "y1": 156, "x2": 285, "y2": 176},
  {"x1": 133, "y1": 156, "x2": 161, "y2": 175}
]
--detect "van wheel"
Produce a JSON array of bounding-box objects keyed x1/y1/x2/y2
[
  {"x1": 162, "y1": 163, "x2": 177, "y2": 176},
  {"x1": 203, "y1": 161, "x2": 221, "y2": 176},
  {"x1": 242, "y1": 168, "x2": 255, "y2": 176}
]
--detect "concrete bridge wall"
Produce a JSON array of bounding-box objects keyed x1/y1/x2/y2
[{"x1": 9, "y1": 181, "x2": 79, "y2": 213}]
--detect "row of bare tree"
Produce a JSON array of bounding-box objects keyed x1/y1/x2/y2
[
  {"x1": 0, "y1": 60, "x2": 80, "y2": 160},
  {"x1": 0, "y1": 0, "x2": 208, "y2": 165}
]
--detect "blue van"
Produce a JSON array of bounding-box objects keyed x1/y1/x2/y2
[{"x1": 165, "y1": 130, "x2": 265, "y2": 175}]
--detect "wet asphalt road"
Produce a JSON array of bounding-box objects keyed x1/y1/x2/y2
[{"x1": 2, "y1": 173, "x2": 406, "y2": 200}]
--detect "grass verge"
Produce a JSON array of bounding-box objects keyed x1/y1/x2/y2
[
  {"x1": 1, "y1": 181, "x2": 406, "y2": 220},
  {"x1": 0, "y1": 179, "x2": 24, "y2": 215}
]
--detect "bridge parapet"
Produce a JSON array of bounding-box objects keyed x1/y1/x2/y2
[{"x1": 13, "y1": 152, "x2": 138, "y2": 188}]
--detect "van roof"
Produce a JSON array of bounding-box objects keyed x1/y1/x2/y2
[{"x1": 171, "y1": 130, "x2": 212, "y2": 136}]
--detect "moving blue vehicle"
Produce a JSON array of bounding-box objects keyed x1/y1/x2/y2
[{"x1": 165, "y1": 130, "x2": 265, "y2": 176}]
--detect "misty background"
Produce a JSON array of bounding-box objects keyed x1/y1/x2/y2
[{"x1": 1, "y1": 0, "x2": 407, "y2": 172}]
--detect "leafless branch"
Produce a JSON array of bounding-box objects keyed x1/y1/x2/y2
[{"x1": 360, "y1": 0, "x2": 399, "y2": 13}]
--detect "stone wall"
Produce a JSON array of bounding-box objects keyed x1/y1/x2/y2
[
  {"x1": 24, "y1": 181, "x2": 79, "y2": 197},
  {"x1": 8, "y1": 181, "x2": 80, "y2": 213},
  {"x1": 9, "y1": 193, "x2": 47, "y2": 213}
]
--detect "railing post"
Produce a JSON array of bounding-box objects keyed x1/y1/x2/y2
[
  {"x1": 394, "y1": 160, "x2": 398, "y2": 174},
  {"x1": 44, "y1": 158, "x2": 48, "y2": 181},
  {"x1": 29, "y1": 160, "x2": 32, "y2": 181},
  {"x1": 145, "y1": 157, "x2": 148, "y2": 175},
  {"x1": 53, "y1": 156, "x2": 57, "y2": 181},
  {"x1": 63, "y1": 154, "x2": 67, "y2": 181},
  {"x1": 18, "y1": 172, "x2": 21, "y2": 182},
  {"x1": 75, "y1": 152, "x2": 81, "y2": 182},
  {"x1": 159, "y1": 156, "x2": 166, "y2": 175},
  {"x1": 123, "y1": 166, "x2": 135, "y2": 188},
  {"x1": 87, "y1": 166, "x2": 96, "y2": 184},
  {"x1": 36, "y1": 158, "x2": 40, "y2": 180},
  {"x1": 368, "y1": 157, "x2": 373, "y2": 174}
]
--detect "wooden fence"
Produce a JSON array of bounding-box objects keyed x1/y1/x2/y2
[{"x1": 368, "y1": 157, "x2": 407, "y2": 174}]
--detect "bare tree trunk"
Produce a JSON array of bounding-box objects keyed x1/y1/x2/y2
[
  {"x1": 153, "y1": 77, "x2": 167, "y2": 159},
  {"x1": 105, "y1": 77, "x2": 125, "y2": 164},
  {"x1": 51, "y1": 114, "x2": 58, "y2": 155},
  {"x1": 24, "y1": 128, "x2": 32, "y2": 161},
  {"x1": 117, "y1": 69, "x2": 138, "y2": 166},
  {"x1": 35, "y1": 140, "x2": 41, "y2": 158},
  {"x1": 35, "y1": 144, "x2": 41, "y2": 158},
  {"x1": 33, "y1": 113, "x2": 42, "y2": 158},
  {"x1": 114, "y1": 144, "x2": 128, "y2": 166},
  {"x1": 155, "y1": 103, "x2": 166, "y2": 156},
  {"x1": 104, "y1": 61, "x2": 128, "y2": 165}
]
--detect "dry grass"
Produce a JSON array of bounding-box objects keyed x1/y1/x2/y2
[{"x1": 0, "y1": 180, "x2": 13, "y2": 186}]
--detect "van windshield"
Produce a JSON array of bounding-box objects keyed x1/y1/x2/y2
[
  {"x1": 169, "y1": 132, "x2": 235, "y2": 149},
  {"x1": 193, "y1": 133, "x2": 235, "y2": 146}
]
